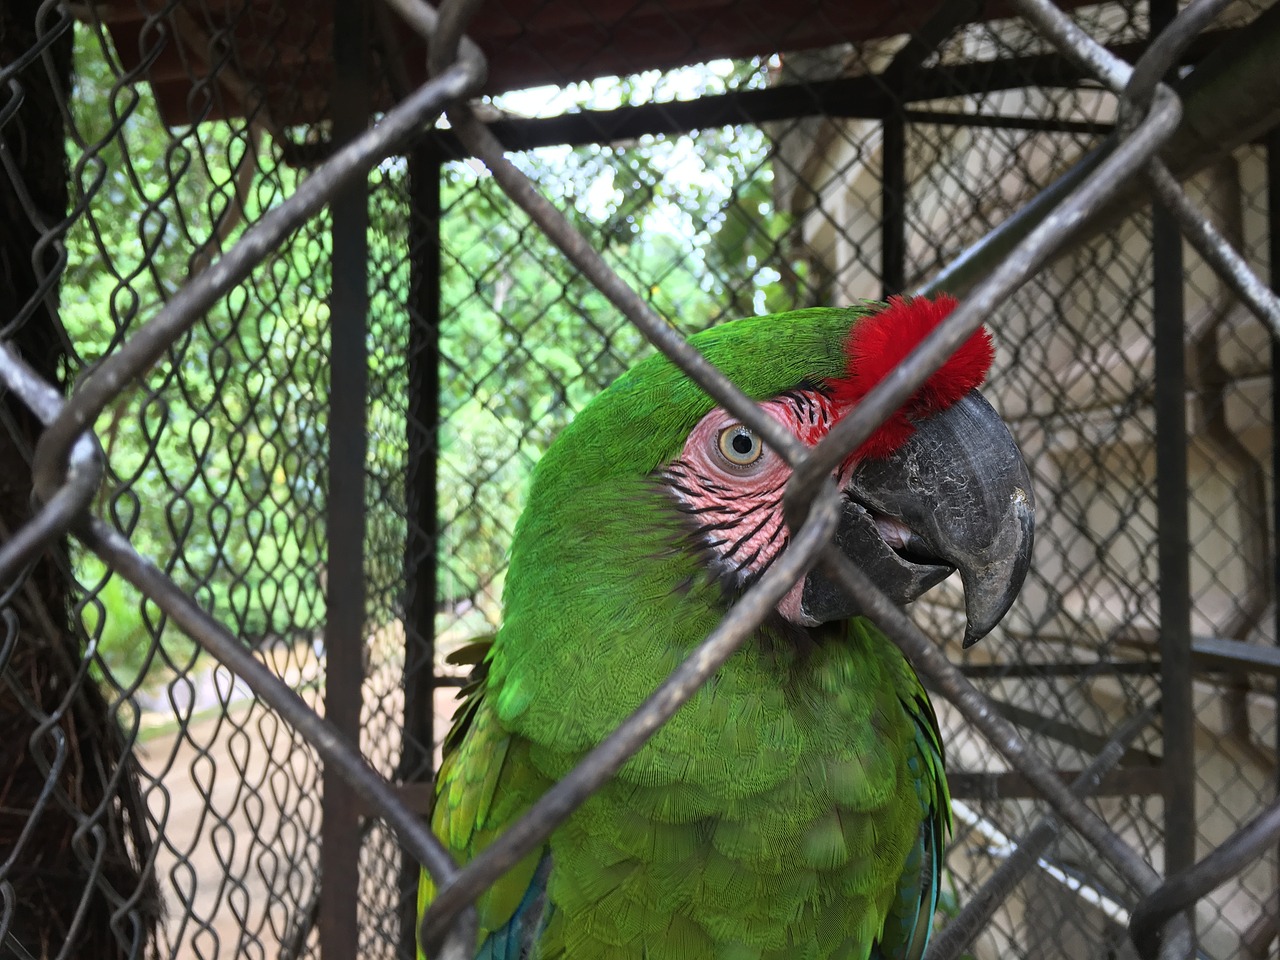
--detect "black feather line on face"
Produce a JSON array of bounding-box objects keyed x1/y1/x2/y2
[
  {"x1": 723, "y1": 510, "x2": 777, "y2": 561},
  {"x1": 784, "y1": 392, "x2": 815, "y2": 424},
  {"x1": 729, "y1": 538, "x2": 771, "y2": 581},
  {"x1": 655, "y1": 468, "x2": 790, "y2": 596},
  {"x1": 692, "y1": 488, "x2": 781, "y2": 533}
]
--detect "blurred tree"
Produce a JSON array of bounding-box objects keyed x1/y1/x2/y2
[{"x1": 59, "y1": 34, "x2": 808, "y2": 673}]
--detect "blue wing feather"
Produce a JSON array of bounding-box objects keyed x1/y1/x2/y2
[
  {"x1": 474, "y1": 854, "x2": 552, "y2": 960},
  {"x1": 871, "y1": 691, "x2": 950, "y2": 960}
]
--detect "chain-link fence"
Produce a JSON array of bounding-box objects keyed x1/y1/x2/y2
[{"x1": 2, "y1": 0, "x2": 1279, "y2": 958}]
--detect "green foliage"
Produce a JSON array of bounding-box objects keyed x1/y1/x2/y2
[
  {"x1": 433, "y1": 66, "x2": 816, "y2": 609},
  {"x1": 64, "y1": 27, "x2": 326, "y2": 687},
  {"x1": 62, "y1": 28, "x2": 811, "y2": 679}
]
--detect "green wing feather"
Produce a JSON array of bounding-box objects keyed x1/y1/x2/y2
[
  {"x1": 873, "y1": 676, "x2": 952, "y2": 960},
  {"x1": 418, "y1": 640, "x2": 552, "y2": 960}
]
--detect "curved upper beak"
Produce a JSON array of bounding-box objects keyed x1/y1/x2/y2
[{"x1": 799, "y1": 390, "x2": 1035, "y2": 646}]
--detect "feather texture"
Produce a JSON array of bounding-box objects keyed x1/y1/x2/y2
[
  {"x1": 829, "y1": 295, "x2": 992, "y2": 460},
  {"x1": 419, "y1": 302, "x2": 971, "y2": 959}
]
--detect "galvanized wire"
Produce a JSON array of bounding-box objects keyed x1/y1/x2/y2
[
  {"x1": 2, "y1": 0, "x2": 1278, "y2": 958},
  {"x1": 925, "y1": 702, "x2": 1161, "y2": 960},
  {"x1": 31, "y1": 58, "x2": 484, "y2": 504},
  {"x1": 397, "y1": 6, "x2": 1193, "y2": 950},
  {"x1": 446, "y1": 105, "x2": 811, "y2": 466},
  {"x1": 1130, "y1": 799, "x2": 1280, "y2": 959}
]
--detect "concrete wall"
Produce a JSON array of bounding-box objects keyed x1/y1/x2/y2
[{"x1": 777, "y1": 24, "x2": 1277, "y2": 958}]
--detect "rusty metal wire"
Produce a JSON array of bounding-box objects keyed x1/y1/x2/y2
[
  {"x1": 31, "y1": 60, "x2": 484, "y2": 503},
  {"x1": 2, "y1": 0, "x2": 1279, "y2": 958},
  {"x1": 2, "y1": 33, "x2": 489, "y2": 960},
  {"x1": 0, "y1": 345, "x2": 101, "y2": 582}
]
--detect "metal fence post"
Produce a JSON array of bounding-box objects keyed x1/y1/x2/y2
[
  {"x1": 1153, "y1": 111, "x2": 1197, "y2": 960},
  {"x1": 322, "y1": 0, "x2": 372, "y2": 955},
  {"x1": 1149, "y1": 1, "x2": 1196, "y2": 942},
  {"x1": 1154, "y1": 182, "x2": 1197, "y2": 952},
  {"x1": 398, "y1": 147, "x2": 444, "y2": 960},
  {"x1": 1270, "y1": 126, "x2": 1280, "y2": 960}
]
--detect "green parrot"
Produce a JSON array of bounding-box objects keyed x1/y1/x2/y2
[{"x1": 419, "y1": 296, "x2": 1034, "y2": 960}]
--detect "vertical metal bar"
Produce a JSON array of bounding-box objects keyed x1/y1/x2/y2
[
  {"x1": 321, "y1": 0, "x2": 370, "y2": 956},
  {"x1": 1151, "y1": 0, "x2": 1197, "y2": 892},
  {"x1": 1154, "y1": 194, "x2": 1196, "y2": 917},
  {"x1": 882, "y1": 107, "x2": 907, "y2": 298},
  {"x1": 1269, "y1": 126, "x2": 1280, "y2": 959},
  {"x1": 1152, "y1": 0, "x2": 1196, "y2": 926},
  {"x1": 397, "y1": 148, "x2": 443, "y2": 960}
]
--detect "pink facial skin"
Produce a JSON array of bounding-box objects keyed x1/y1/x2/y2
[{"x1": 658, "y1": 389, "x2": 855, "y2": 625}]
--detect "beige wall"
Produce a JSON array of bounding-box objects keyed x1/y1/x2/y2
[{"x1": 783, "y1": 41, "x2": 1276, "y2": 958}]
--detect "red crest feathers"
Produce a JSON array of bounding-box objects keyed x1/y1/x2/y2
[{"x1": 829, "y1": 295, "x2": 994, "y2": 460}]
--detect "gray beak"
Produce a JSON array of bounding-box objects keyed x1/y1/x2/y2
[{"x1": 799, "y1": 390, "x2": 1035, "y2": 646}]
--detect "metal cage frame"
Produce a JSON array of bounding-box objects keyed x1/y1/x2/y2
[{"x1": 3, "y1": 0, "x2": 1280, "y2": 958}]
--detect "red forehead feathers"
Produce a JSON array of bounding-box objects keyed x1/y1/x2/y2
[{"x1": 828, "y1": 295, "x2": 994, "y2": 460}]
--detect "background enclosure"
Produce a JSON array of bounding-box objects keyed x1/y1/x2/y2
[{"x1": 1, "y1": 0, "x2": 1279, "y2": 957}]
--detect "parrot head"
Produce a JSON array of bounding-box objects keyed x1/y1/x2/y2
[
  {"x1": 659, "y1": 295, "x2": 1033, "y2": 646},
  {"x1": 502, "y1": 296, "x2": 1034, "y2": 687}
]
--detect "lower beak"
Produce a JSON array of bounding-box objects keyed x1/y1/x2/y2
[{"x1": 799, "y1": 390, "x2": 1035, "y2": 646}]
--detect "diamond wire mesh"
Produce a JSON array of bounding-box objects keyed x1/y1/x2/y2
[
  {"x1": 7, "y1": 9, "x2": 334, "y2": 958},
  {"x1": 1, "y1": 0, "x2": 1278, "y2": 958},
  {"x1": 883, "y1": 26, "x2": 1170, "y2": 949}
]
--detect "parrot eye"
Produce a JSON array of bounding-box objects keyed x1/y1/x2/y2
[{"x1": 716, "y1": 425, "x2": 764, "y2": 467}]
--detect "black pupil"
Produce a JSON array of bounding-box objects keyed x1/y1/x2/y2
[{"x1": 732, "y1": 432, "x2": 754, "y2": 455}]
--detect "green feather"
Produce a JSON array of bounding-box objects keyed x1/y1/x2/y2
[{"x1": 420, "y1": 305, "x2": 952, "y2": 960}]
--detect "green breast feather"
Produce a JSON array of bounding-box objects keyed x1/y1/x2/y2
[
  {"x1": 422, "y1": 618, "x2": 949, "y2": 960},
  {"x1": 416, "y1": 303, "x2": 1017, "y2": 960}
]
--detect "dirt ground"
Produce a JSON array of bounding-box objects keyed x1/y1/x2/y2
[{"x1": 136, "y1": 638, "x2": 460, "y2": 960}]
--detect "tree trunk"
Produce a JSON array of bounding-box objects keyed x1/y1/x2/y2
[{"x1": 0, "y1": 6, "x2": 158, "y2": 958}]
